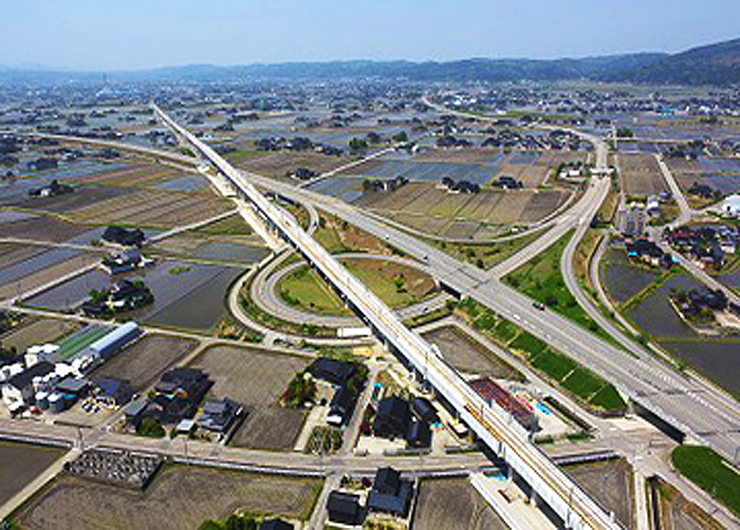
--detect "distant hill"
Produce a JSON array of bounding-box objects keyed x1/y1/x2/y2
[
  {"x1": 133, "y1": 53, "x2": 668, "y2": 83},
  {"x1": 1, "y1": 37, "x2": 738, "y2": 86},
  {"x1": 606, "y1": 38, "x2": 740, "y2": 85}
]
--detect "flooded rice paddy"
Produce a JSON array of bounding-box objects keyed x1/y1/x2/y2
[{"x1": 25, "y1": 259, "x2": 245, "y2": 332}]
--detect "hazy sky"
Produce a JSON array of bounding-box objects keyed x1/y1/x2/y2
[{"x1": 3, "y1": 0, "x2": 738, "y2": 70}]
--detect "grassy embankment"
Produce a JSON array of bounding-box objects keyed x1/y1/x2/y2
[
  {"x1": 454, "y1": 297, "x2": 626, "y2": 413},
  {"x1": 671, "y1": 445, "x2": 740, "y2": 517}
]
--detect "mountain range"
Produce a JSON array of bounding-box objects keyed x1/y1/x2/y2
[{"x1": 1, "y1": 37, "x2": 738, "y2": 86}]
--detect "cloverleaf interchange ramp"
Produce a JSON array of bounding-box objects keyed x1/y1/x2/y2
[
  {"x1": 25, "y1": 126, "x2": 740, "y2": 468},
  {"x1": 153, "y1": 104, "x2": 620, "y2": 530}
]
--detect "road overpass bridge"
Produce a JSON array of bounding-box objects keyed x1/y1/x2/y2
[{"x1": 153, "y1": 104, "x2": 620, "y2": 530}]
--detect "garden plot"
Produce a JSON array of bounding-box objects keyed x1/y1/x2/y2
[
  {"x1": 90, "y1": 334, "x2": 197, "y2": 392},
  {"x1": 661, "y1": 340, "x2": 740, "y2": 400},
  {"x1": 413, "y1": 148, "x2": 505, "y2": 165},
  {"x1": 145, "y1": 265, "x2": 243, "y2": 331},
  {"x1": 0, "y1": 253, "x2": 99, "y2": 302},
  {"x1": 0, "y1": 248, "x2": 82, "y2": 286},
  {"x1": 30, "y1": 160, "x2": 130, "y2": 184},
  {"x1": 89, "y1": 163, "x2": 187, "y2": 188},
  {"x1": 618, "y1": 153, "x2": 667, "y2": 196},
  {"x1": 359, "y1": 184, "x2": 566, "y2": 234},
  {"x1": 16, "y1": 465, "x2": 321, "y2": 530},
  {"x1": 305, "y1": 176, "x2": 366, "y2": 203},
  {"x1": 187, "y1": 345, "x2": 310, "y2": 450},
  {"x1": 601, "y1": 247, "x2": 661, "y2": 306},
  {"x1": 193, "y1": 242, "x2": 269, "y2": 264}
]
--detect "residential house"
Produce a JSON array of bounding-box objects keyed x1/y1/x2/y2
[
  {"x1": 373, "y1": 397, "x2": 411, "y2": 439},
  {"x1": 367, "y1": 467, "x2": 414, "y2": 517},
  {"x1": 327, "y1": 491, "x2": 364, "y2": 526},
  {"x1": 2, "y1": 361, "x2": 55, "y2": 411}
]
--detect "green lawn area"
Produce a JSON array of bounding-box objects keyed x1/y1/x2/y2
[
  {"x1": 434, "y1": 226, "x2": 550, "y2": 269},
  {"x1": 503, "y1": 230, "x2": 612, "y2": 342},
  {"x1": 277, "y1": 267, "x2": 350, "y2": 315},
  {"x1": 276, "y1": 258, "x2": 437, "y2": 314},
  {"x1": 493, "y1": 319, "x2": 520, "y2": 344},
  {"x1": 671, "y1": 446, "x2": 740, "y2": 516},
  {"x1": 312, "y1": 222, "x2": 347, "y2": 254}
]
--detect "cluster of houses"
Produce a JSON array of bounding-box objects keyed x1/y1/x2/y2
[
  {"x1": 124, "y1": 367, "x2": 243, "y2": 441},
  {"x1": 100, "y1": 248, "x2": 153, "y2": 275},
  {"x1": 310, "y1": 357, "x2": 365, "y2": 428},
  {"x1": 26, "y1": 157, "x2": 59, "y2": 171},
  {"x1": 492, "y1": 175, "x2": 523, "y2": 189},
  {"x1": 664, "y1": 225, "x2": 738, "y2": 270},
  {"x1": 0, "y1": 133, "x2": 20, "y2": 166},
  {"x1": 436, "y1": 135, "x2": 474, "y2": 148},
  {"x1": 616, "y1": 192, "x2": 673, "y2": 236},
  {"x1": 671, "y1": 287, "x2": 730, "y2": 318},
  {"x1": 440, "y1": 176, "x2": 481, "y2": 194},
  {"x1": 481, "y1": 128, "x2": 582, "y2": 151},
  {"x1": 81, "y1": 278, "x2": 154, "y2": 317},
  {"x1": 625, "y1": 238, "x2": 675, "y2": 268},
  {"x1": 327, "y1": 466, "x2": 415, "y2": 526},
  {"x1": 102, "y1": 225, "x2": 147, "y2": 247},
  {"x1": 368, "y1": 394, "x2": 436, "y2": 449},
  {"x1": 363, "y1": 176, "x2": 409, "y2": 192},
  {"x1": 0, "y1": 322, "x2": 141, "y2": 416},
  {"x1": 285, "y1": 167, "x2": 319, "y2": 180},
  {"x1": 688, "y1": 182, "x2": 720, "y2": 200},
  {"x1": 256, "y1": 136, "x2": 343, "y2": 156},
  {"x1": 28, "y1": 179, "x2": 74, "y2": 198}
]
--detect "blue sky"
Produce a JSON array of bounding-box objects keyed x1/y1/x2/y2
[{"x1": 3, "y1": 0, "x2": 738, "y2": 70}]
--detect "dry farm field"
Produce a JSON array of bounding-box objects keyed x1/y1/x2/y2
[
  {"x1": 618, "y1": 153, "x2": 667, "y2": 196},
  {"x1": 187, "y1": 345, "x2": 310, "y2": 450},
  {"x1": 231, "y1": 151, "x2": 352, "y2": 181},
  {"x1": 422, "y1": 325, "x2": 520, "y2": 379},
  {"x1": 16, "y1": 465, "x2": 321, "y2": 530},
  {"x1": 0, "y1": 318, "x2": 80, "y2": 354},
  {"x1": 0, "y1": 442, "x2": 67, "y2": 507},
  {"x1": 357, "y1": 182, "x2": 569, "y2": 235},
  {"x1": 412, "y1": 478, "x2": 506, "y2": 530},
  {"x1": 67, "y1": 188, "x2": 233, "y2": 228},
  {"x1": 89, "y1": 334, "x2": 198, "y2": 392}
]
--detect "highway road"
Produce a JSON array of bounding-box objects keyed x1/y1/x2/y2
[
  {"x1": 154, "y1": 104, "x2": 619, "y2": 530},
  {"x1": 35, "y1": 130, "x2": 740, "y2": 466}
]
